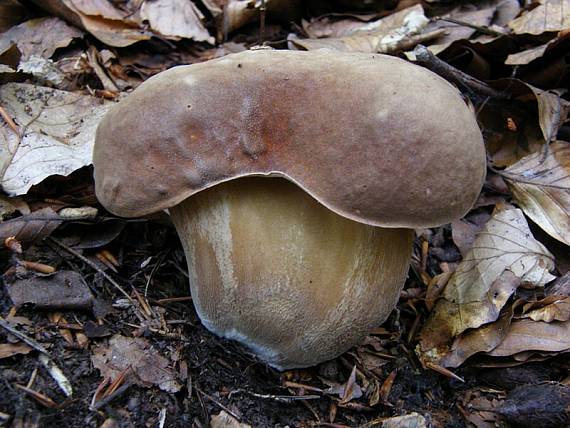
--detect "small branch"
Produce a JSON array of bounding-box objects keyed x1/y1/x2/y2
[
  {"x1": 412, "y1": 45, "x2": 508, "y2": 101},
  {"x1": 432, "y1": 16, "x2": 506, "y2": 37},
  {"x1": 0, "y1": 317, "x2": 49, "y2": 354}
]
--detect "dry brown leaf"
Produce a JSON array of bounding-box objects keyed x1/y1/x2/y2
[
  {"x1": 210, "y1": 411, "x2": 252, "y2": 428},
  {"x1": 0, "y1": 342, "x2": 33, "y2": 359},
  {"x1": 140, "y1": 0, "x2": 214, "y2": 43},
  {"x1": 302, "y1": 14, "x2": 381, "y2": 39},
  {"x1": 418, "y1": 206, "x2": 556, "y2": 365},
  {"x1": 0, "y1": 17, "x2": 83, "y2": 63},
  {"x1": 522, "y1": 297, "x2": 570, "y2": 322},
  {"x1": 483, "y1": 80, "x2": 569, "y2": 167},
  {"x1": 92, "y1": 335, "x2": 182, "y2": 393},
  {"x1": 220, "y1": 0, "x2": 301, "y2": 36},
  {"x1": 0, "y1": 0, "x2": 27, "y2": 33},
  {"x1": 289, "y1": 4, "x2": 430, "y2": 53},
  {"x1": 441, "y1": 307, "x2": 514, "y2": 368},
  {"x1": 486, "y1": 319, "x2": 570, "y2": 357},
  {"x1": 503, "y1": 142, "x2": 570, "y2": 246},
  {"x1": 0, "y1": 207, "x2": 62, "y2": 246},
  {"x1": 509, "y1": 0, "x2": 570, "y2": 35},
  {"x1": 0, "y1": 83, "x2": 111, "y2": 195},
  {"x1": 5, "y1": 270, "x2": 94, "y2": 310}
]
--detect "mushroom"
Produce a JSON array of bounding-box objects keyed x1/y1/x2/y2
[{"x1": 93, "y1": 50, "x2": 486, "y2": 369}]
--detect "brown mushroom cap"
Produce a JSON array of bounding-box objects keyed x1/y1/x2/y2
[{"x1": 93, "y1": 49, "x2": 486, "y2": 228}]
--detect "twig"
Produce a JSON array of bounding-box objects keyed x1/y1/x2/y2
[
  {"x1": 90, "y1": 382, "x2": 131, "y2": 410},
  {"x1": 0, "y1": 317, "x2": 49, "y2": 354},
  {"x1": 412, "y1": 45, "x2": 507, "y2": 101},
  {"x1": 425, "y1": 362, "x2": 465, "y2": 383},
  {"x1": 432, "y1": 16, "x2": 506, "y2": 37},
  {"x1": 195, "y1": 386, "x2": 242, "y2": 422},
  {"x1": 229, "y1": 388, "x2": 321, "y2": 403}
]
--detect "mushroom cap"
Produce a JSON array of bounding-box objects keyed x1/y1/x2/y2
[{"x1": 94, "y1": 49, "x2": 486, "y2": 228}]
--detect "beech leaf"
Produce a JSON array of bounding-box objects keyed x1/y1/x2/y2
[
  {"x1": 418, "y1": 207, "x2": 556, "y2": 366},
  {"x1": 0, "y1": 83, "x2": 111, "y2": 195},
  {"x1": 503, "y1": 142, "x2": 570, "y2": 246}
]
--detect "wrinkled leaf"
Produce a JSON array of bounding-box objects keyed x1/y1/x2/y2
[
  {"x1": 503, "y1": 142, "x2": 570, "y2": 246},
  {"x1": 442, "y1": 307, "x2": 514, "y2": 368},
  {"x1": 0, "y1": 83, "x2": 111, "y2": 195},
  {"x1": 522, "y1": 297, "x2": 570, "y2": 322},
  {"x1": 418, "y1": 207, "x2": 556, "y2": 365},
  {"x1": 140, "y1": 0, "x2": 214, "y2": 43},
  {"x1": 0, "y1": 17, "x2": 83, "y2": 62},
  {"x1": 290, "y1": 5, "x2": 430, "y2": 53},
  {"x1": 6, "y1": 270, "x2": 94, "y2": 310},
  {"x1": 509, "y1": 0, "x2": 570, "y2": 35},
  {"x1": 0, "y1": 207, "x2": 62, "y2": 246},
  {"x1": 0, "y1": 342, "x2": 33, "y2": 359},
  {"x1": 487, "y1": 319, "x2": 570, "y2": 357},
  {"x1": 210, "y1": 411, "x2": 252, "y2": 428},
  {"x1": 92, "y1": 335, "x2": 182, "y2": 393}
]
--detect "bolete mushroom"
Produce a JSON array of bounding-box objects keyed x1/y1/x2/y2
[{"x1": 93, "y1": 50, "x2": 486, "y2": 369}]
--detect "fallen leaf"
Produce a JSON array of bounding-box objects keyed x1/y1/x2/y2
[
  {"x1": 522, "y1": 297, "x2": 570, "y2": 322},
  {"x1": 503, "y1": 142, "x2": 570, "y2": 246},
  {"x1": 509, "y1": 0, "x2": 570, "y2": 35},
  {"x1": 0, "y1": 207, "x2": 62, "y2": 246},
  {"x1": 382, "y1": 413, "x2": 427, "y2": 428},
  {"x1": 210, "y1": 411, "x2": 252, "y2": 428},
  {"x1": 418, "y1": 207, "x2": 556, "y2": 365},
  {"x1": 0, "y1": 17, "x2": 83, "y2": 62},
  {"x1": 442, "y1": 307, "x2": 515, "y2": 368},
  {"x1": 289, "y1": 5, "x2": 431, "y2": 53},
  {"x1": 0, "y1": 342, "x2": 33, "y2": 359},
  {"x1": 220, "y1": 0, "x2": 301, "y2": 36},
  {"x1": 0, "y1": 0, "x2": 27, "y2": 33},
  {"x1": 483, "y1": 80, "x2": 570, "y2": 167},
  {"x1": 487, "y1": 319, "x2": 570, "y2": 357},
  {"x1": 302, "y1": 13, "x2": 382, "y2": 39},
  {"x1": 139, "y1": 0, "x2": 214, "y2": 44},
  {"x1": 92, "y1": 335, "x2": 182, "y2": 393},
  {"x1": 6, "y1": 270, "x2": 94, "y2": 310},
  {"x1": 0, "y1": 83, "x2": 111, "y2": 195}
]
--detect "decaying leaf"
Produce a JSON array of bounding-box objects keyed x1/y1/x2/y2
[
  {"x1": 0, "y1": 83, "x2": 111, "y2": 195},
  {"x1": 0, "y1": 17, "x2": 83, "y2": 63},
  {"x1": 487, "y1": 319, "x2": 570, "y2": 357},
  {"x1": 441, "y1": 307, "x2": 514, "y2": 368},
  {"x1": 0, "y1": 342, "x2": 33, "y2": 359},
  {"x1": 5, "y1": 270, "x2": 94, "y2": 310},
  {"x1": 418, "y1": 207, "x2": 556, "y2": 366},
  {"x1": 509, "y1": 0, "x2": 570, "y2": 35},
  {"x1": 0, "y1": 207, "x2": 62, "y2": 246},
  {"x1": 218, "y1": 0, "x2": 301, "y2": 36},
  {"x1": 92, "y1": 335, "x2": 182, "y2": 393},
  {"x1": 522, "y1": 297, "x2": 570, "y2": 322},
  {"x1": 289, "y1": 5, "x2": 430, "y2": 53},
  {"x1": 210, "y1": 411, "x2": 252, "y2": 428},
  {"x1": 139, "y1": 0, "x2": 214, "y2": 43},
  {"x1": 483, "y1": 80, "x2": 569, "y2": 167},
  {"x1": 503, "y1": 142, "x2": 570, "y2": 246}
]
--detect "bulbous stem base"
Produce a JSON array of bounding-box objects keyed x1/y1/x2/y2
[{"x1": 170, "y1": 177, "x2": 413, "y2": 369}]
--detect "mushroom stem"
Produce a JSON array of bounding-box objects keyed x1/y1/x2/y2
[{"x1": 169, "y1": 177, "x2": 413, "y2": 369}]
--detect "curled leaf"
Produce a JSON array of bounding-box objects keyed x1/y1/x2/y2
[
  {"x1": 503, "y1": 142, "x2": 570, "y2": 246},
  {"x1": 418, "y1": 207, "x2": 556, "y2": 366}
]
